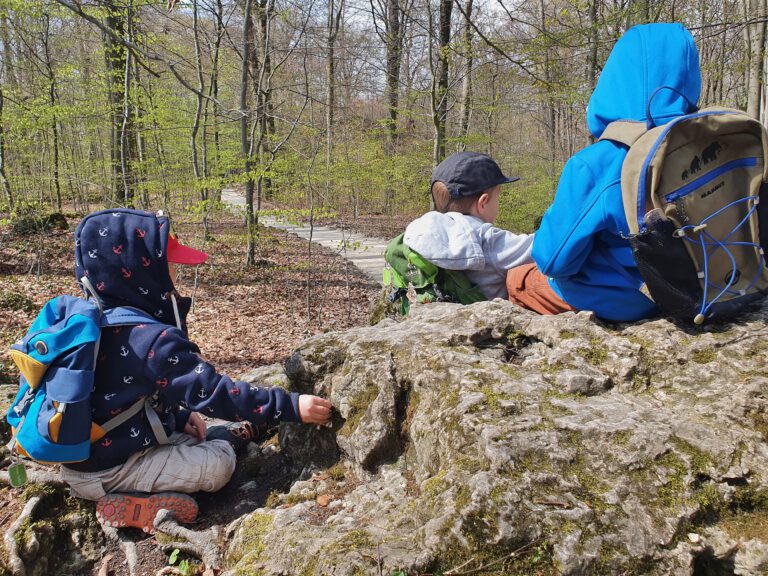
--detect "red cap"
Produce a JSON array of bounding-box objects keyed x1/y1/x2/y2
[{"x1": 166, "y1": 234, "x2": 209, "y2": 265}]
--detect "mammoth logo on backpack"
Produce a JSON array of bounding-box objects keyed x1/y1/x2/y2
[
  {"x1": 599, "y1": 87, "x2": 768, "y2": 324},
  {"x1": 6, "y1": 293, "x2": 166, "y2": 465}
]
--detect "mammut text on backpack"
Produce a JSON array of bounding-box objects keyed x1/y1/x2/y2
[{"x1": 602, "y1": 107, "x2": 768, "y2": 324}]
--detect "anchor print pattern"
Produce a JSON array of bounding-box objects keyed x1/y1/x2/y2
[{"x1": 75, "y1": 209, "x2": 303, "y2": 469}]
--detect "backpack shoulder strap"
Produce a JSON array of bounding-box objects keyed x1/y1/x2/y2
[
  {"x1": 94, "y1": 307, "x2": 171, "y2": 445},
  {"x1": 598, "y1": 120, "x2": 649, "y2": 148},
  {"x1": 100, "y1": 306, "x2": 160, "y2": 327}
]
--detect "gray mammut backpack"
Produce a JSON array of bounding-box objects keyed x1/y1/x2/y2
[{"x1": 600, "y1": 103, "x2": 768, "y2": 324}]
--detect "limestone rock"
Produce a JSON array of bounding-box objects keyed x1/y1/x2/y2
[{"x1": 224, "y1": 299, "x2": 768, "y2": 575}]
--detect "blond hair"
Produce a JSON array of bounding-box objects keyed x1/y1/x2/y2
[{"x1": 431, "y1": 181, "x2": 480, "y2": 214}]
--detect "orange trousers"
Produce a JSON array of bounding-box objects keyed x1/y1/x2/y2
[{"x1": 506, "y1": 263, "x2": 576, "y2": 315}]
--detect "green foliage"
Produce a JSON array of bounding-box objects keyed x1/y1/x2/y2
[
  {"x1": 0, "y1": 291, "x2": 35, "y2": 312},
  {"x1": 8, "y1": 205, "x2": 68, "y2": 235},
  {"x1": 496, "y1": 161, "x2": 557, "y2": 234},
  {"x1": 0, "y1": 0, "x2": 756, "y2": 262},
  {"x1": 168, "y1": 548, "x2": 195, "y2": 575}
]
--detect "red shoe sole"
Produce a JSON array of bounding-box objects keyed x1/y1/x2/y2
[{"x1": 96, "y1": 492, "x2": 198, "y2": 533}]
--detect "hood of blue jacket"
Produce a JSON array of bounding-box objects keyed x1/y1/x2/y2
[
  {"x1": 587, "y1": 22, "x2": 701, "y2": 139},
  {"x1": 74, "y1": 209, "x2": 188, "y2": 324}
]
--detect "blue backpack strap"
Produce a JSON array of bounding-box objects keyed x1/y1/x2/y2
[{"x1": 100, "y1": 306, "x2": 159, "y2": 327}]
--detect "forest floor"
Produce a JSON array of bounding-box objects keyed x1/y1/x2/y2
[{"x1": 0, "y1": 206, "x2": 403, "y2": 575}]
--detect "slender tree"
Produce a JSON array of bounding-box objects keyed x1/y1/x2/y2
[
  {"x1": 41, "y1": 14, "x2": 62, "y2": 210},
  {"x1": 371, "y1": 0, "x2": 409, "y2": 150},
  {"x1": 0, "y1": 85, "x2": 13, "y2": 209},
  {"x1": 431, "y1": 0, "x2": 452, "y2": 167},
  {"x1": 240, "y1": 0, "x2": 257, "y2": 264},
  {"x1": 326, "y1": 0, "x2": 344, "y2": 196},
  {"x1": 745, "y1": 0, "x2": 767, "y2": 119},
  {"x1": 457, "y1": 0, "x2": 473, "y2": 151}
]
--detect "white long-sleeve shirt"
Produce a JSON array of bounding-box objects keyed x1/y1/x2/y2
[{"x1": 404, "y1": 211, "x2": 534, "y2": 300}]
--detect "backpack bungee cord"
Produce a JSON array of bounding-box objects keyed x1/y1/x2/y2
[{"x1": 672, "y1": 194, "x2": 765, "y2": 324}]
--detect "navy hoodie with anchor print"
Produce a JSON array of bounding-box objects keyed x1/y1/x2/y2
[{"x1": 64, "y1": 209, "x2": 300, "y2": 472}]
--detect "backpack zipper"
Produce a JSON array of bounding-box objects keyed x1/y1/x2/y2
[{"x1": 664, "y1": 157, "x2": 758, "y2": 203}]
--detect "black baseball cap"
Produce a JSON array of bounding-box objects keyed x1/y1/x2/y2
[{"x1": 431, "y1": 152, "x2": 520, "y2": 198}]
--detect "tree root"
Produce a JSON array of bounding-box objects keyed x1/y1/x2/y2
[
  {"x1": 154, "y1": 509, "x2": 222, "y2": 570},
  {"x1": 155, "y1": 568, "x2": 186, "y2": 576},
  {"x1": 3, "y1": 495, "x2": 41, "y2": 576},
  {"x1": 101, "y1": 524, "x2": 139, "y2": 576},
  {"x1": 0, "y1": 468, "x2": 67, "y2": 487},
  {"x1": 96, "y1": 553, "x2": 113, "y2": 576}
]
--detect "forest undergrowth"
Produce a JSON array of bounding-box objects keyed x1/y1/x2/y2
[
  {"x1": 0, "y1": 208, "x2": 383, "y2": 383},
  {"x1": 0, "y1": 206, "x2": 386, "y2": 575}
]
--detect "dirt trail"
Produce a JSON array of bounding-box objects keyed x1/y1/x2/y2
[{"x1": 221, "y1": 188, "x2": 388, "y2": 284}]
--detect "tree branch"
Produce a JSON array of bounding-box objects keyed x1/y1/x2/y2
[
  {"x1": 453, "y1": 0, "x2": 545, "y2": 85},
  {"x1": 52, "y1": 0, "x2": 230, "y2": 114}
]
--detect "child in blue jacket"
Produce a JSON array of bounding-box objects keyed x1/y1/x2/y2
[
  {"x1": 510, "y1": 23, "x2": 702, "y2": 322},
  {"x1": 60, "y1": 209, "x2": 331, "y2": 532}
]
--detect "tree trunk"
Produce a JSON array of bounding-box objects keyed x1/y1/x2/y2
[
  {"x1": 326, "y1": 0, "x2": 344, "y2": 203},
  {"x1": 256, "y1": 0, "x2": 276, "y2": 202},
  {"x1": 103, "y1": 0, "x2": 133, "y2": 204},
  {"x1": 432, "y1": 0, "x2": 452, "y2": 168},
  {"x1": 119, "y1": 1, "x2": 135, "y2": 206},
  {"x1": 587, "y1": 0, "x2": 598, "y2": 145},
  {"x1": 384, "y1": 0, "x2": 404, "y2": 151},
  {"x1": 133, "y1": 55, "x2": 149, "y2": 208},
  {"x1": 540, "y1": 0, "x2": 556, "y2": 178},
  {"x1": 745, "y1": 0, "x2": 767, "y2": 119},
  {"x1": 485, "y1": 64, "x2": 498, "y2": 157},
  {"x1": 240, "y1": 0, "x2": 256, "y2": 266},
  {"x1": 457, "y1": 0, "x2": 473, "y2": 151},
  {"x1": 209, "y1": 0, "x2": 224, "y2": 202},
  {"x1": 42, "y1": 15, "x2": 62, "y2": 211},
  {"x1": 0, "y1": 86, "x2": 13, "y2": 209}
]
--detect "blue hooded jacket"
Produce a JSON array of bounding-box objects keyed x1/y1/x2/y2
[
  {"x1": 66, "y1": 209, "x2": 300, "y2": 472},
  {"x1": 531, "y1": 23, "x2": 701, "y2": 321}
]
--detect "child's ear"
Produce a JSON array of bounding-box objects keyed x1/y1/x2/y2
[{"x1": 477, "y1": 192, "x2": 490, "y2": 210}]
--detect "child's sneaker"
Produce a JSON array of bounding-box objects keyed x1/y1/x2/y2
[
  {"x1": 230, "y1": 421, "x2": 255, "y2": 441},
  {"x1": 206, "y1": 421, "x2": 274, "y2": 452},
  {"x1": 96, "y1": 492, "x2": 198, "y2": 533}
]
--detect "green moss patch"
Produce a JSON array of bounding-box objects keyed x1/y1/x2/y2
[
  {"x1": 226, "y1": 512, "x2": 274, "y2": 573},
  {"x1": 578, "y1": 338, "x2": 609, "y2": 366},
  {"x1": 691, "y1": 348, "x2": 716, "y2": 364},
  {"x1": 339, "y1": 382, "x2": 379, "y2": 435}
]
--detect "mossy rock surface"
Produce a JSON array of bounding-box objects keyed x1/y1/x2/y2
[{"x1": 228, "y1": 300, "x2": 768, "y2": 576}]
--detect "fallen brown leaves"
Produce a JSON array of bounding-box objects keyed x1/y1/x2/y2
[
  {"x1": 0, "y1": 211, "x2": 381, "y2": 383},
  {"x1": 0, "y1": 208, "x2": 387, "y2": 576}
]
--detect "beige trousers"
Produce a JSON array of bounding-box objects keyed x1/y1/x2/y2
[{"x1": 60, "y1": 433, "x2": 236, "y2": 501}]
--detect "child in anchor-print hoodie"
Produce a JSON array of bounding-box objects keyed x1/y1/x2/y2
[{"x1": 60, "y1": 209, "x2": 331, "y2": 532}]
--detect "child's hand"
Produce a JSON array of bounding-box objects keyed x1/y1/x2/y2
[
  {"x1": 184, "y1": 412, "x2": 207, "y2": 442},
  {"x1": 298, "y1": 395, "x2": 332, "y2": 425}
]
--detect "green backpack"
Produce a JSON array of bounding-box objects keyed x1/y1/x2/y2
[{"x1": 382, "y1": 233, "x2": 487, "y2": 315}]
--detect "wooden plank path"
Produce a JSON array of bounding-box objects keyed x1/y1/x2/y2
[{"x1": 221, "y1": 188, "x2": 388, "y2": 285}]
